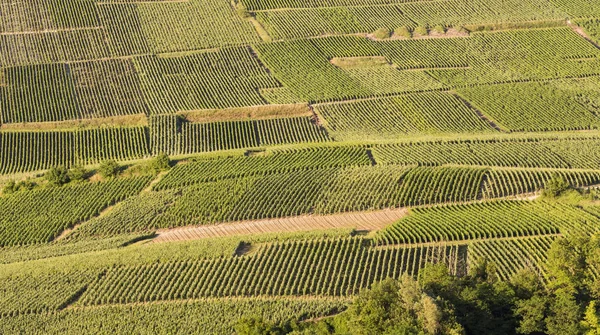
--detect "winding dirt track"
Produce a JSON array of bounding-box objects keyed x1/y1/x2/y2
[{"x1": 152, "y1": 208, "x2": 408, "y2": 243}]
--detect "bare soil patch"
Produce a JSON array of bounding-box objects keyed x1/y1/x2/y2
[{"x1": 152, "y1": 208, "x2": 408, "y2": 243}]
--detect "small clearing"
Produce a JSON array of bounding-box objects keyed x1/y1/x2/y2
[{"x1": 152, "y1": 208, "x2": 408, "y2": 243}]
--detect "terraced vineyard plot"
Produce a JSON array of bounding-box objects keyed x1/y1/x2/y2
[
  {"x1": 1, "y1": 60, "x2": 147, "y2": 123},
  {"x1": 1, "y1": 64, "x2": 79, "y2": 123},
  {"x1": 314, "y1": 165, "x2": 486, "y2": 213},
  {"x1": 155, "y1": 146, "x2": 371, "y2": 190},
  {"x1": 78, "y1": 238, "x2": 462, "y2": 304},
  {"x1": 0, "y1": 29, "x2": 110, "y2": 67},
  {"x1": 375, "y1": 200, "x2": 599, "y2": 245},
  {"x1": 430, "y1": 28, "x2": 600, "y2": 86},
  {"x1": 135, "y1": 47, "x2": 279, "y2": 114},
  {"x1": 134, "y1": 0, "x2": 260, "y2": 53},
  {"x1": 399, "y1": 0, "x2": 564, "y2": 27},
  {"x1": 341, "y1": 65, "x2": 445, "y2": 95},
  {"x1": 152, "y1": 114, "x2": 330, "y2": 156},
  {"x1": 373, "y1": 139, "x2": 572, "y2": 169},
  {"x1": 315, "y1": 92, "x2": 493, "y2": 140},
  {"x1": 0, "y1": 234, "x2": 149, "y2": 264},
  {"x1": 469, "y1": 235, "x2": 556, "y2": 281},
  {"x1": 378, "y1": 38, "x2": 471, "y2": 70},
  {"x1": 255, "y1": 40, "x2": 369, "y2": 102},
  {"x1": 255, "y1": 5, "x2": 414, "y2": 40},
  {"x1": 0, "y1": 127, "x2": 150, "y2": 174},
  {"x1": 0, "y1": 176, "x2": 152, "y2": 247},
  {"x1": 0, "y1": 270, "x2": 98, "y2": 316},
  {"x1": 68, "y1": 190, "x2": 179, "y2": 239},
  {"x1": 241, "y1": 0, "x2": 411, "y2": 11},
  {"x1": 0, "y1": 298, "x2": 347, "y2": 335},
  {"x1": 550, "y1": 0, "x2": 600, "y2": 18},
  {"x1": 482, "y1": 168, "x2": 600, "y2": 198},
  {"x1": 71, "y1": 59, "x2": 148, "y2": 118},
  {"x1": 0, "y1": 0, "x2": 99, "y2": 33},
  {"x1": 97, "y1": 4, "x2": 150, "y2": 57},
  {"x1": 457, "y1": 82, "x2": 600, "y2": 132}
]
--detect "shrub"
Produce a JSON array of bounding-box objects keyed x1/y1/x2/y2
[
  {"x1": 395, "y1": 26, "x2": 412, "y2": 39},
  {"x1": 45, "y1": 166, "x2": 70, "y2": 186},
  {"x1": 3, "y1": 180, "x2": 17, "y2": 195},
  {"x1": 16, "y1": 178, "x2": 36, "y2": 192},
  {"x1": 542, "y1": 175, "x2": 570, "y2": 197},
  {"x1": 373, "y1": 28, "x2": 392, "y2": 39},
  {"x1": 68, "y1": 165, "x2": 88, "y2": 182},
  {"x1": 99, "y1": 160, "x2": 121, "y2": 179},
  {"x1": 432, "y1": 25, "x2": 446, "y2": 34},
  {"x1": 414, "y1": 26, "x2": 428, "y2": 36},
  {"x1": 149, "y1": 153, "x2": 171, "y2": 174},
  {"x1": 236, "y1": 2, "x2": 251, "y2": 18}
]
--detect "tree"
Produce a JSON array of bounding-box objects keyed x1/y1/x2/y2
[
  {"x1": 414, "y1": 26, "x2": 428, "y2": 36},
  {"x1": 236, "y1": 2, "x2": 251, "y2": 19},
  {"x1": 2, "y1": 180, "x2": 17, "y2": 194},
  {"x1": 395, "y1": 26, "x2": 412, "y2": 39},
  {"x1": 546, "y1": 290, "x2": 582, "y2": 335},
  {"x1": 542, "y1": 175, "x2": 570, "y2": 197},
  {"x1": 99, "y1": 160, "x2": 120, "y2": 179},
  {"x1": 582, "y1": 301, "x2": 600, "y2": 335},
  {"x1": 68, "y1": 165, "x2": 87, "y2": 182},
  {"x1": 149, "y1": 153, "x2": 171, "y2": 174},
  {"x1": 432, "y1": 25, "x2": 446, "y2": 34},
  {"x1": 235, "y1": 316, "x2": 279, "y2": 335},
  {"x1": 45, "y1": 166, "x2": 70, "y2": 186},
  {"x1": 373, "y1": 28, "x2": 391, "y2": 40}
]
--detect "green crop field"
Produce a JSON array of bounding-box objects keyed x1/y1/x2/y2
[{"x1": 2, "y1": 0, "x2": 600, "y2": 333}]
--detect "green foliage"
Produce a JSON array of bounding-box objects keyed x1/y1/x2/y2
[
  {"x1": 67, "y1": 165, "x2": 87, "y2": 182},
  {"x1": 432, "y1": 24, "x2": 446, "y2": 34},
  {"x1": 372, "y1": 27, "x2": 391, "y2": 39},
  {"x1": 45, "y1": 166, "x2": 70, "y2": 186},
  {"x1": 414, "y1": 26, "x2": 428, "y2": 36},
  {"x1": 99, "y1": 160, "x2": 120, "y2": 179},
  {"x1": 149, "y1": 153, "x2": 171, "y2": 174},
  {"x1": 543, "y1": 175, "x2": 571, "y2": 198},
  {"x1": 394, "y1": 26, "x2": 412, "y2": 38},
  {"x1": 236, "y1": 2, "x2": 252, "y2": 19}
]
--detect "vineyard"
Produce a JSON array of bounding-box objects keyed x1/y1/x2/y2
[{"x1": 3, "y1": 0, "x2": 600, "y2": 333}]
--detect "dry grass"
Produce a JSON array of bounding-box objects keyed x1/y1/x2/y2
[
  {"x1": 0, "y1": 114, "x2": 148, "y2": 132},
  {"x1": 179, "y1": 103, "x2": 312, "y2": 123}
]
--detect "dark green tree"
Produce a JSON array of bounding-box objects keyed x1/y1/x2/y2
[
  {"x1": 99, "y1": 160, "x2": 120, "y2": 179},
  {"x1": 45, "y1": 166, "x2": 69, "y2": 186}
]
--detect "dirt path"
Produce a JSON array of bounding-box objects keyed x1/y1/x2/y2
[
  {"x1": 151, "y1": 208, "x2": 408, "y2": 243},
  {"x1": 568, "y1": 22, "x2": 600, "y2": 49}
]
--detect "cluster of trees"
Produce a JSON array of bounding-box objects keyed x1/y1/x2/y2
[
  {"x1": 236, "y1": 234, "x2": 600, "y2": 335},
  {"x1": 2, "y1": 153, "x2": 171, "y2": 195}
]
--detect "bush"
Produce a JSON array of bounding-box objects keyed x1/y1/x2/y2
[
  {"x1": 3, "y1": 180, "x2": 17, "y2": 194},
  {"x1": 99, "y1": 160, "x2": 121, "y2": 179},
  {"x1": 150, "y1": 153, "x2": 171, "y2": 174},
  {"x1": 45, "y1": 166, "x2": 70, "y2": 186},
  {"x1": 542, "y1": 175, "x2": 570, "y2": 197},
  {"x1": 395, "y1": 26, "x2": 412, "y2": 39},
  {"x1": 236, "y1": 2, "x2": 251, "y2": 18},
  {"x1": 373, "y1": 27, "x2": 392, "y2": 39},
  {"x1": 432, "y1": 25, "x2": 446, "y2": 34},
  {"x1": 68, "y1": 165, "x2": 88, "y2": 182},
  {"x1": 15, "y1": 178, "x2": 36, "y2": 192},
  {"x1": 414, "y1": 26, "x2": 429, "y2": 36}
]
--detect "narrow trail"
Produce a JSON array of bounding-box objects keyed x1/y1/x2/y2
[
  {"x1": 152, "y1": 208, "x2": 408, "y2": 243},
  {"x1": 568, "y1": 22, "x2": 600, "y2": 50}
]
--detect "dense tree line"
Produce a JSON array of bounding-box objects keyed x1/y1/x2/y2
[{"x1": 236, "y1": 234, "x2": 600, "y2": 335}]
